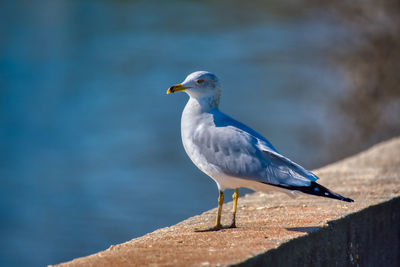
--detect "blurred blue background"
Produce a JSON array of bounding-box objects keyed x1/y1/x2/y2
[{"x1": 1, "y1": 0, "x2": 399, "y2": 266}]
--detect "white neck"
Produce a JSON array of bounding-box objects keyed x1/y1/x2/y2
[{"x1": 184, "y1": 93, "x2": 221, "y2": 114}]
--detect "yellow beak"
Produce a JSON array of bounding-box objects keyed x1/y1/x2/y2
[{"x1": 167, "y1": 84, "x2": 191, "y2": 94}]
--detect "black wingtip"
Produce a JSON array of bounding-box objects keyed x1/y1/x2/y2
[
  {"x1": 270, "y1": 181, "x2": 354, "y2": 203},
  {"x1": 303, "y1": 182, "x2": 355, "y2": 203},
  {"x1": 341, "y1": 196, "x2": 354, "y2": 203}
]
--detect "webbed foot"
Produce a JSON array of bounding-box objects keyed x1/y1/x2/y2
[{"x1": 194, "y1": 224, "x2": 223, "y2": 232}]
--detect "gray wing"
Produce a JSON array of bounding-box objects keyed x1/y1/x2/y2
[{"x1": 192, "y1": 111, "x2": 318, "y2": 187}]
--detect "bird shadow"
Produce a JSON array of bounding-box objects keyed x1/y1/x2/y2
[{"x1": 286, "y1": 226, "x2": 321, "y2": 233}]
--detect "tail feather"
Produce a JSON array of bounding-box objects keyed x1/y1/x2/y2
[{"x1": 271, "y1": 181, "x2": 354, "y2": 202}]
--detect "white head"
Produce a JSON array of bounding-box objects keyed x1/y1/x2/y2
[{"x1": 167, "y1": 71, "x2": 221, "y2": 103}]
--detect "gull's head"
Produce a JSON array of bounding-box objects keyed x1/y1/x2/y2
[{"x1": 167, "y1": 71, "x2": 221, "y2": 100}]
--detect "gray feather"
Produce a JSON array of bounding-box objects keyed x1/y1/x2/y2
[{"x1": 191, "y1": 110, "x2": 318, "y2": 187}]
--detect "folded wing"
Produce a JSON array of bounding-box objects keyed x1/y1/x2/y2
[{"x1": 192, "y1": 111, "x2": 319, "y2": 187}]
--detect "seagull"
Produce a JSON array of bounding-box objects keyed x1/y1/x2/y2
[{"x1": 167, "y1": 71, "x2": 353, "y2": 231}]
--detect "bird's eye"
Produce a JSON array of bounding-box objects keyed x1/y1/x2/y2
[{"x1": 197, "y1": 79, "x2": 204, "y2": 84}]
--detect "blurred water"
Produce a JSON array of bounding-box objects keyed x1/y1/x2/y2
[{"x1": 0, "y1": 0, "x2": 353, "y2": 266}]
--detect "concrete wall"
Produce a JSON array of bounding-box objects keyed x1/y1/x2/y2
[{"x1": 237, "y1": 197, "x2": 400, "y2": 267}]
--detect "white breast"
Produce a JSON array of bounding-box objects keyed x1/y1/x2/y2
[{"x1": 181, "y1": 99, "x2": 216, "y2": 178}]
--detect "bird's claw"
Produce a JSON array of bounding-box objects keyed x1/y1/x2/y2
[
  {"x1": 194, "y1": 223, "x2": 236, "y2": 232},
  {"x1": 194, "y1": 225, "x2": 222, "y2": 232}
]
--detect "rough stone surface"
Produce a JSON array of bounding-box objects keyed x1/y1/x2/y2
[{"x1": 52, "y1": 137, "x2": 400, "y2": 267}]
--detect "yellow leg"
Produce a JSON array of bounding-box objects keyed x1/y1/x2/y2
[
  {"x1": 229, "y1": 188, "x2": 238, "y2": 228},
  {"x1": 215, "y1": 190, "x2": 224, "y2": 227},
  {"x1": 195, "y1": 190, "x2": 224, "y2": 232}
]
